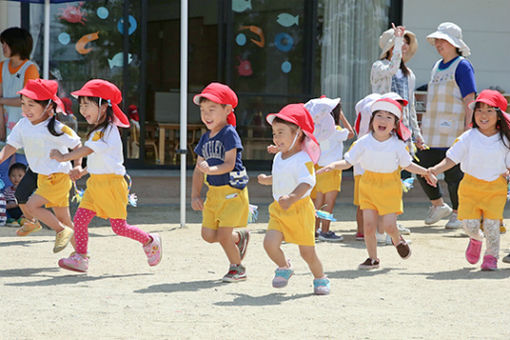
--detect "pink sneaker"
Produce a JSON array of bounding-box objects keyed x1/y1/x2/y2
[
  {"x1": 465, "y1": 238, "x2": 482, "y2": 264},
  {"x1": 58, "y1": 252, "x2": 88, "y2": 272},
  {"x1": 143, "y1": 233, "x2": 162, "y2": 266},
  {"x1": 481, "y1": 255, "x2": 497, "y2": 271}
]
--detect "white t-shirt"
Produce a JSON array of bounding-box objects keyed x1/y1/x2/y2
[
  {"x1": 318, "y1": 126, "x2": 350, "y2": 166},
  {"x1": 84, "y1": 124, "x2": 126, "y2": 175},
  {"x1": 271, "y1": 150, "x2": 316, "y2": 201},
  {"x1": 447, "y1": 128, "x2": 510, "y2": 182},
  {"x1": 344, "y1": 133, "x2": 412, "y2": 173},
  {"x1": 7, "y1": 117, "x2": 80, "y2": 175}
]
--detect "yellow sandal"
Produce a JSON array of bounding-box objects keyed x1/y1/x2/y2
[{"x1": 16, "y1": 219, "x2": 42, "y2": 236}]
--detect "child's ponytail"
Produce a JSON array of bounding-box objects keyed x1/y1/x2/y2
[{"x1": 33, "y1": 98, "x2": 62, "y2": 137}]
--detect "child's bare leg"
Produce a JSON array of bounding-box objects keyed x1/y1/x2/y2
[
  {"x1": 320, "y1": 190, "x2": 339, "y2": 233},
  {"x1": 263, "y1": 230, "x2": 287, "y2": 267},
  {"x1": 299, "y1": 245, "x2": 325, "y2": 278},
  {"x1": 201, "y1": 226, "x2": 241, "y2": 265},
  {"x1": 363, "y1": 209, "x2": 378, "y2": 259},
  {"x1": 313, "y1": 193, "x2": 325, "y2": 232},
  {"x1": 356, "y1": 206, "x2": 363, "y2": 234},
  {"x1": 19, "y1": 203, "x2": 34, "y2": 220},
  {"x1": 381, "y1": 213, "x2": 399, "y2": 244},
  {"x1": 53, "y1": 206, "x2": 76, "y2": 249},
  {"x1": 26, "y1": 195, "x2": 65, "y2": 232}
]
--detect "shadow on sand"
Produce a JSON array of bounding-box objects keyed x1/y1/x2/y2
[{"x1": 214, "y1": 292, "x2": 313, "y2": 306}]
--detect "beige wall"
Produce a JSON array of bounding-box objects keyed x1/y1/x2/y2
[{"x1": 404, "y1": 0, "x2": 510, "y2": 93}]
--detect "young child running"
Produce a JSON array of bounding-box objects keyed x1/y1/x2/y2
[
  {"x1": 191, "y1": 82, "x2": 250, "y2": 283},
  {"x1": 0, "y1": 79, "x2": 78, "y2": 252},
  {"x1": 258, "y1": 103, "x2": 330, "y2": 295},
  {"x1": 430, "y1": 90, "x2": 510, "y2": 271},
  {"x1": 305, "y1": 96, "x2": 354, "y2": 241},
  {"x1": 50, "y1": 79, "x2": 161, "y2": 272},
  {"x1": 319, "y1": 98, "x2": 437, "y2": 269}
]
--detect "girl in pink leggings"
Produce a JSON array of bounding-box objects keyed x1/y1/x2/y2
[{"x1": 49, "y1": 79, "x2": 161, "y2": 272}]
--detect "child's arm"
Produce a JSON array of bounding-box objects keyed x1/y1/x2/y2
[
  {"x1": 191, "y1": 157, "x2": 205, "y2": 211},
  {"x1": 49, "y1": 146, "x2": 93, "y2": 162},
  {"x1": 316, "y1": 160, "x2": 352, "y2": 174},
  {"x1": 197, "y1": 148, "x2": 236, "y2": 175},
  {"x1": 0, "y1": 144, "x2": 17, "y2": 165},
  {"x1": 404, "y1": 163, "x2": 437, "y2": 187},
  {"x1": 338, "y1": 108, "x2": 355, "y2": 139},
  {"x1": 278, "y1": 182, "x2": 311, "y2": 211},
  {"x1": 429, "y1": 157, "x2": 457, "y2": 176},
  {"x1": 67, "y1": 144, "x2": 88, "y2": 181},
  {"x1": 257, "y1": 173, "x2": 272, "y2": 185}
]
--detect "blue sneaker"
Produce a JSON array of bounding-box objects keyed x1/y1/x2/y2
[
  {"x1": 272, "y1": 267, "x2": 294, "y2": 288},
  {"x1": 313, "y1": 277, "x2": 330, "y2": 295},
  {"x1": 318, "y1": 231, "x2": 344, "y2": 242}
]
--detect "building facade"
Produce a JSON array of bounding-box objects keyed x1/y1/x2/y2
[{"x1": 1, "y1": 0, "x2": 400, "y2": 168}]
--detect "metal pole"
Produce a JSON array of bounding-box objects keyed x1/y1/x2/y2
[
  {"x1": 43, "y1": 0, "x2": 50, "y2": 79},
  {"x1": 180, "y1": 0, "x2": 188, "y2": 228}
]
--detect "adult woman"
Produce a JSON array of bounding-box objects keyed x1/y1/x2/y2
[
  {"x1": 416, "y1": 22, "x2": 476, "y2": 229},
  {"x1": 371, "y1": 24, "x2": 423, "y2": 149}
]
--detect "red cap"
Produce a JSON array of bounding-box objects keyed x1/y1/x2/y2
[
  {"x1": 266, "y1": 103, "x2": 321, "y2": 164},
  {"x1": 61, "y1": 97, "x2": 73, "y2": 114},
  {"x1": 17, "y1": 79, "x2": 66, "y2": 114},
  {"x1": 71, "y1": 79, "x2": 129, "y2": 128},
  {"x1": 193, "y1": 82, "x2": 238, "y2": 126},
  {"x1": 468, "y1": 89, "x2": 508, "y2": 112}
]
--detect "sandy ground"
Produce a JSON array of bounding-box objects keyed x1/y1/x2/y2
[{"x1": 2, "y1": 197, "x2": 510, "y2": 340}]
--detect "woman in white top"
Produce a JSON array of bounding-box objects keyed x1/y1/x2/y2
[{"x1": 371, "y1": 24, "x2": 423, "y2": 148}]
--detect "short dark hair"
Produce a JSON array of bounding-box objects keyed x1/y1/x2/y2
[
  {"x1": 198, "y1": 97, "x2": 226, "y2": 108},
  {"x1": 0, "y1": 27, "x2": 33, "y2": 60},
  {"x1": 8, "y1": 162, "x2": 27, "y2": 176}
]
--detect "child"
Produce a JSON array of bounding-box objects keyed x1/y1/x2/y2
[
  {"x1": 319, "y1": 98, "x2": 436, "y2": 269},
  {"x1": 4, "y1": 162, "x2": 26, "y2": 223},
  {"x1": 305, "y1": 96, "x2": 354, "y2": 241},
  {"x1": 0, "y1": 79, "x2": 79, "y2": 252},
  {"x1": 258, "y1": 103, "x2": 330, "y2": 295},
  {"x1": 430, "y1": 90, "x2": 510, "y2": 271},
  {"x1": 191, "y1": 82, "x2": 250, "y2": 282},
  {"x1": 50, "y1": 79, "x2": 161, "y2": 272}
]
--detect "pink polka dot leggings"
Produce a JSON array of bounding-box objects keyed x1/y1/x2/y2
[{"x1": 73, "y1": 207, "x2": 151, "y2": 255}]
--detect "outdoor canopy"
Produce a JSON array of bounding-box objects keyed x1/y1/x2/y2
[{"x1": 6, "y1": 0, "x2": 190, "y2": 227}]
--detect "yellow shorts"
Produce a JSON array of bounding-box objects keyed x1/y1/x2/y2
[
  {"x1": 353, "y1": 175, "x2": 361, "y2": 206},
  {"x1": 268, "y1": 196, "x2": 315, "y2": 246},
  {"x1": 35, "y1": 173, "x2": 71, "y2": 208},
  {"x1": 315, "y1": 167, "x2": 342, "y2": 194},
  {"x1": 79, "y1": 174, "x2": 128, "y2": 220},
  {"x1": 202, "y1": 185, "x2": 249, "y2": 229},
  {"x1": 359, "y1": 170, "x2": 402, "y2": 215},
  {"x1": 458, "y1": 174, "x2": 507, "y2": 220}
]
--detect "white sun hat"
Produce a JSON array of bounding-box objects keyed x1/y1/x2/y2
[{"x1": 426, "y1": 22, "x2": 470, "y2": 57}]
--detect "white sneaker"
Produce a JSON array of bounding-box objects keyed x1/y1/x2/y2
[
  {"x1": 445, "y1": 212, "x2": 463, "y2": 229},
  {"x1": 376, "y1": 232, "x2": 386, "y2": 244},
  {"x1": 424, "y1": 204, "x2": 452, "y2": 225},
  {"x1": 397, "y1": 223, "x2": 411, "y2": 235}
]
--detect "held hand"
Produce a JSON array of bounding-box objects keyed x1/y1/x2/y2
[
  {"x1": 428, "y1": 166, "x2": 438, "y2": 176},
  {"x1": 267, "y1": 144, "x2": 278, "y2": 154},
  {"x1": 316, "y1": 164, "x2": 334, "y2": 175},
  {"x1": 69, "y1": 166, "x2": 86, "y2": 181},
  {"x1": 49, "y1": 149, "x2": 65, "y2": 162},
  {"x1": 424, "y1": 169, "x2": 438, "y2": 187},
  {"x1": 191, "y1": 196, "x2": 204, "y2": 211},
  {"x1": 278, "y1": 195, "x2": 292, "y2": 211}
]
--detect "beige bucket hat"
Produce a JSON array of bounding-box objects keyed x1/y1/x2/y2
[
  {"x1": 426, "y1": 22, "x2": 470, "y2": 57},
  {"x1": 379, "y1": 28, "x2": 418, "y2": 62}
]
